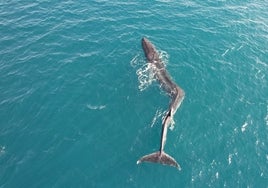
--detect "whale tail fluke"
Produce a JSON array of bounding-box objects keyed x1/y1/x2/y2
[{"x1": 137, "y1": 151, "x2": 181, "y2": 170}]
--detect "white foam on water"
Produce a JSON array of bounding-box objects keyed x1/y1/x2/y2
[
  {"x1": 158, "y1": 50, "x2": 169, "y2": 65},
  {"x1": 150, "y1": 108, "x2": 165, "y2": 128},
  {"x1": 241, "y1": 114, "x2": 252, "y2": 132},
  {"x1": 241, "y1": 122, "x2": 248, "y2": 132},
  {"x1": 86, "y1": 104, "x2": 106, "y2": 110},
  {"x1": 0, "y1": 146, "x2": 6, "y2": 156},
  {"x1": 131, "y1": 50, "x2": 169, "y2": 92},
  {"x1": 131, "y1": 53, "x2": 156, "y2": 91},
  {"x1": 136, "y1": 63, "x2": 156, "y2": 91},
  {"x1": 215, "y1": 172, "x2": 219, "y2": 179},
  {"x1": 228, "y1": 154, "x2": 232, "y2": 165}
]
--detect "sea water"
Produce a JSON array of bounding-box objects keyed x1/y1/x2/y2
[{"x1": 0, "y1": 1, "x2": 267, "y2": 187}]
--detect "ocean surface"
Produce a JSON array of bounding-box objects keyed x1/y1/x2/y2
[{"x1": 0, "y1": 1, "x2": 268, "y2": 187}]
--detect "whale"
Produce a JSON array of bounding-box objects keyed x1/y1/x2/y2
[{"x1": 137, "y1": 37, "x2": 185, "y2": 170}]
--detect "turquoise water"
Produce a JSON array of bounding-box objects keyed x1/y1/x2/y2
[{"x1": 0, "y1": 0, "x2": 268, "y2": 187}]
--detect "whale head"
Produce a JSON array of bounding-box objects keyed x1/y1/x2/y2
[{"x1": 141, "y1": 37, "x2": 159, "y2": 62}]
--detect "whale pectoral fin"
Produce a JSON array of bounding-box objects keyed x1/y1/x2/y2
[{"x1": 137, "y1": 151, "x2": 181, "y2": 170}]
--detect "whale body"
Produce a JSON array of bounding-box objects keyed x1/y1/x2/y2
[{"x1": 137, "y1": 37, "x2": 185, "y2": 170}]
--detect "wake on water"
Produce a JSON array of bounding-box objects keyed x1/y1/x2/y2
[
  {"x1": 130, "y1": 51, "x2": 175, "y2": 129},
  {"x1": 130, "y1": 50, "x2": 169, "y2": 91},
  {"x1": 130, "y1": 53, "x2": 156, "y2": 91}
]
